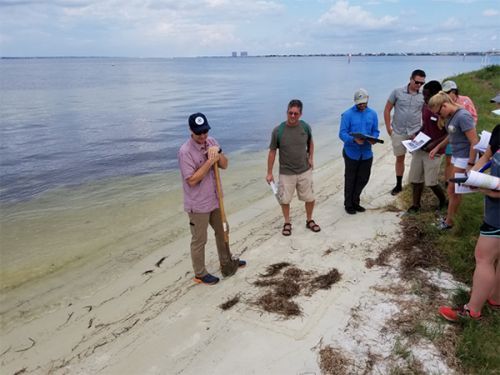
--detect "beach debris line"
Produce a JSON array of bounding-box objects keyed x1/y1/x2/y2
[
  {"x1": 252, "y1": 263, "x2": 342, "y2": 318},
  {"x1": 365, "y1": 214, "x2": 447, "y2": 275},
  {"x1": 219, "y1": 294, "x2": 241, "y2": 310}
]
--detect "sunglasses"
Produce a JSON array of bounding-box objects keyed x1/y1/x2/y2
[
  {"x1": 413, "y1": 80, "x2": 425, "y2": 85},
  {"x1": 288, "y1": 111, "x2": 300, "y2": 116}
]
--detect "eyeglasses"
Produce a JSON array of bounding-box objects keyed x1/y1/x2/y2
[
  {"x1": 413, "y1": 80, "x2": 425, "y2": 85},
  {"x1": 288, "y1": 111, "x2": 300, "y2": 116}
]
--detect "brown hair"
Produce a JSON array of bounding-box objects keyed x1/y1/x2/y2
[{"x1": 288, "y1": 99, "x2": 303, "y2": 113}]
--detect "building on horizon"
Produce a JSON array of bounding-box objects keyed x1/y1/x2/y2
[
  {"x1": 240, "y1": 51, "x2": 248, "y2": 57},
  {"x1": 231, "y1": 51, "x2": 237, "y2": 57}
]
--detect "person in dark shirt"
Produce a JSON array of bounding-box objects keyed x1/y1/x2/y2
[{"x1": 407, "y1": 81, "x2": 448, "y2": 213}]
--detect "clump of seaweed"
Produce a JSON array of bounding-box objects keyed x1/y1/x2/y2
[
  {"x1": 283, "y1": 266, "x2": 304, "y2": 279},
  {"x1": 219, "y1": 295, "x2": 241, "y2": 311},
  {"x1": 259, "y1": 262, "x2": 292, "y2": 277},
  {"x1": 314, "y1": 339, "x2": 350, "y2": 375},
  {"x1": 275, "y1": 280, "x2": 301, "y2": 298},
  {"x1": 252, "y1": 262, "x2": 342, "y2": 318},
  {"x1": 255, "y1": 293, "x2": 302, "y2": 317},
  {"x1": 306, "y1": 269, "x2": 342, "y2": 296}
]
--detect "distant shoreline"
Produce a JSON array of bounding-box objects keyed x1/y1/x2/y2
[{"x1": 2, "y1": 51, "x2": 500, "y2": 59}]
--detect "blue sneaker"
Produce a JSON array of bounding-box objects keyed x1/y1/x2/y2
[{"x1": 194, "y1": 273, "x2": 220, "y2": 285}]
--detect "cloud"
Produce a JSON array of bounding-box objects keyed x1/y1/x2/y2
[
  {"x1": 0, "y1": 0, "x2": 94, "y2": 7},
  {"x1": 483, "y1": 9, "x2": 499, "y2": 17},
  {"x1": 441, "y1": 17, "x2": 461, "y2": 30},
  {"x1": 318, "y1": 0, "x2": 398, "y2": 30}
]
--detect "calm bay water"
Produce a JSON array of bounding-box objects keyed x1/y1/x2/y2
[{"x1": 0, "y1": 55, "x2": 497, "y2": 203}]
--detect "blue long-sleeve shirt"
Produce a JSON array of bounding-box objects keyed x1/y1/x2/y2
[{"x1": 339, "y1": 105, "x2": 380, "y2": 160}]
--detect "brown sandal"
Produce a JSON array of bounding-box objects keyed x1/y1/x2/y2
[
  {"x1": 306, "y1": 220, "x2": 321, "y2": 232},
  {"x1": 282, "y1": 223, "x2": 292, "y2": 236}
]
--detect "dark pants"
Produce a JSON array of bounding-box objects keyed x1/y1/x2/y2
[{"x1": 343, "y1": 150, "x2": 373, "y2": 209}]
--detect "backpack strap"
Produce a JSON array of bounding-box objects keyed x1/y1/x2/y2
[
  {"x1": 276, "y1": 121, "x2": 311, "y2": 153},
  {"x1": 276, "y1": 122, "x2": 286, "y2": 149}
]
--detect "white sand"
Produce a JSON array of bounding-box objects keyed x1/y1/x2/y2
[{"x1": 1, "y1": 138, "x2": 456, "y2": 374}]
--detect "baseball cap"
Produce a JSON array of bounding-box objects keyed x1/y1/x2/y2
[
  {"x1": 490, "y1": 93, "x2": 500, "y2": 103},
  {"x1": 188, "y1": 112, "x2": 211, "y2": 134},
  {"x1": 354, "y1": 88, "x2": 369, "y2": 105},
  {"x1": 442, "y1": 80, "x2": 457, "y2": 93}
]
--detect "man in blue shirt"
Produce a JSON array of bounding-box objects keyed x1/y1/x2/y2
[{"x1": 339, "y1": 89, "x2": 380, "y2": 214}]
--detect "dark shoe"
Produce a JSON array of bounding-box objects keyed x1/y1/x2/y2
[
  {"x1": 345, "y1": 207, "x2": 356, "y2": 215},
  {"x1": 221, "y1": 258, "x2": 246, "y2": 277},
  {"x1": 282, "y1": 222, "x2": 292, "y2": 236},
  {"x1": 407, "y1": 205, "x2": 420, "y2": 214},
  {"x1": 354, "y1": 204, "x2": 366, "y2": 212},
  {"x1": 306, "y1": 219, "x2": 321, "y2": 232},
  {"x1": 391, "y1": 186, "x2": 402, "y2": 196},
  {"x1": 194, "y1": 273, "x2": 220, "y2": 285}
]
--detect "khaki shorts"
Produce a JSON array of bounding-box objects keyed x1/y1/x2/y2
[
  {"x1": 278, "y1": 169, "x2": 314, "y2": 204},
  {"x1": 408, "y1": 149, "x2": 442, "y2": 186},
  {"x1": 391, "y1": 133, "x2": 411, "y2": 156}
]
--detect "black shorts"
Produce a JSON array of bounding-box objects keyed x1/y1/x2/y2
[{"x1": 479, "y1": 222, "x2": 500, "y2": 238}]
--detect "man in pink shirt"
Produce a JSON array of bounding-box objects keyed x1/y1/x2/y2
[
  {"x1": 178, "y1": 113, "x2": 245, "y2": 285},
  {"x1": 442, "y1": 80, "x2": 478, "y2": 123}
]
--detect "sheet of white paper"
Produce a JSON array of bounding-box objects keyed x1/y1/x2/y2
[
  {"x1": 492, "y1": 109, "x2": 500, "y2": 116},
  {"x1": 269, "y1": 181, "x2": 280, "y2": 203},
  {"x1": 466, "y1": 170, "x2": 500, "y2": 191},
  {"x1": 473, "y1": 130, "x2": 491, "y2": 153},
  {"x1": 269, "y1": 181, "x2": 278, "y2": 195},
  {"x1": 455, "y1": 172, "x2": 474, "y2": 194},
  {"x1": 402, "y1": 132, "x2": 431, "y2": 152}
]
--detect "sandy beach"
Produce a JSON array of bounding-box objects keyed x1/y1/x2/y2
[{"x1": 1, "y1": 135, "x2": 464, "y2": 374}]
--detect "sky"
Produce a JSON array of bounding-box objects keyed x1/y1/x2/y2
[{"x1": 0, "y1": 0, "x2": 498, "y2": 57}]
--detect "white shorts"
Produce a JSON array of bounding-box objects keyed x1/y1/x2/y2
[{"x1": 451, "y1": 156, "x2": 468, "y2": 170}]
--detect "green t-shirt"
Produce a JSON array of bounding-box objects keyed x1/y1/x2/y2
[{"x1": 269, "y1": 121, "x2": 312, "y2": 175}]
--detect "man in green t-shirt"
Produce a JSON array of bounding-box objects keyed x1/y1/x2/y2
[{"x1": 266, "y1": 99, "x2": 321, "y2": 236}]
